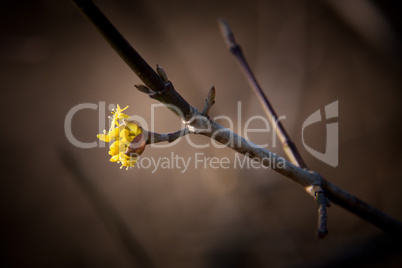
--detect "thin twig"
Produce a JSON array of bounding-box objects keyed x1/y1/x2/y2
[
  {"x1": 219, "y1": 19, "x2": 328, "y2": 237},
  {"x1": 314, "y1": 185, "x2": 328, "y2": 238},
  {"x1": 70, "y1": 0, "x2": 402, "y2": 238},
  {"x1": 124, "y1": 125, "x2": 189, "y2": 157},
  {"x1": 218, "y1": 19, "x2": 306, "y2": 168},
  {"x1": 143, "y1": 128, "x2": 190, "y2": 144},
  {"x1": 202, "y1": 86, "x2": 216, "y2": 116}
]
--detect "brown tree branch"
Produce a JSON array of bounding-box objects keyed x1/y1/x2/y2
[
  {"x1": 70, "y1": 0, "x2": 402, "y2": 239},
  {"x1": 143, "y1": 128, "x2": 190, "y2": 145},
  {"x1": 218, "y1": 19, "x2": 307, "y2": 168},
  {"x1": 313, "y1": 185, "x2": 328, "y2": 238},
  {"x1": 124, "y1": 127, "x2": 189, "y2": 157},
  {"x1": 218, "y1": 19, "x2": 328, "y2": 238},
  {"x1": 72, "y1": 0, "x2": 192, "y2": 119}
]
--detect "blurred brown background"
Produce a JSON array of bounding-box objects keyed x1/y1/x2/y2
[{"x1": 1, "y1": 0, "x2": 402, "y2": 267}]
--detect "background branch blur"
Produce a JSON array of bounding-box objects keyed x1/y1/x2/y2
[{"x1": 61, "y1": 149, "x2": 154, "y2": 268}]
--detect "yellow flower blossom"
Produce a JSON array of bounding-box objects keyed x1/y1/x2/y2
[{"x1": 97, "y1": 105, "x2": 143, "y2": 169}]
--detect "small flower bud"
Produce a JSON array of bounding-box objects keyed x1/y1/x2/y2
[{"x1": 156, "y1": 64, "x2": 168, "y2": 83}]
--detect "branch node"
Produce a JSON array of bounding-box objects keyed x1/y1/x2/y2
[
  {"x1": 148, "y1": 81, "x2": 172, "y2": 98},
  {"x1": 156, "y1": 64, "x2": 169, "y2": 83},
  {"x1": 135, "y1": 84, "x2": 152, "y2": 94}
]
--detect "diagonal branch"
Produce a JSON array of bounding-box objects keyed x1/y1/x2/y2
[
  {"x1": 72, "y1": 0, "x2": 192, "y2": 119},
  {"x1": 70, "y1": 0, "x2": 402, "y2": 238},
  {"x1": 218, "y1": 19, "x2": 307, "y2": 168},
  {"x1": 72, "y1": 0, "x2": 164, "y2": 92},
  {"x1": 218, "y1": 19, "x2": 328, "y2": 238}
]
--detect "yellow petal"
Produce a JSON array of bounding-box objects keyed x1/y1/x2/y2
[
  {"x1": 110, "y1": 155, "x2": 119, "y2": 162},
  {"x1": 116, "y1": 113, "x2": 130, "y2": 120},
  {"x1": 119, "y1": 152, "x2": 129, "y2": 161},
  {"x1": 116, "y1": 105, "x2": 129, "y2": 113},
  {"x1": 110, "y1": 140, "x2": 119, "y2": 148},
  {"x1": 113, "y1": 105, "x2": 130, "y2": 120},
  {"x1": 125, "y1": 122, "x2": 142, "y2": 136},
  {"x1": 108, "y1": 141, "x2": 119, "y2": 155},
  {"x1": 120, "y1": 129, "x2": 130, "y2": 139},
  {"x1": 121, "y1": 129, "x2": 136, "y2": 147},
  {"x1": 99, "y1": 104, "x2": 143, "y2": 169},
  {"x1": 108, "y1": 127, "x2": 121, "y2": 141},
  {"x1": 97, "y1": 134, "x2": 110, "y2": 142},
  {"x1": 128, "y1": 158, "x2": 138, "y2": 166}
]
